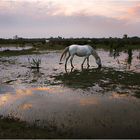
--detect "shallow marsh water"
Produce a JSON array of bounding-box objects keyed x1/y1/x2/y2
[
  {"x1": 0, "y1": 48, "x2": 140, "y2": 138},
  {"x1": 0, "y1": 44, "x2": 32, "y2": 52}
]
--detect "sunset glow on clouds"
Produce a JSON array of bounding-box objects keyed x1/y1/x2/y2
[{"x1": 0, "y1": 0, "x2": 140, "y2": 38}]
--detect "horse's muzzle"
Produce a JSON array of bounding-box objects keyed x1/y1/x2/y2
[{"x1": 98, "y1": 64, "x2": 102, "y2": 68}]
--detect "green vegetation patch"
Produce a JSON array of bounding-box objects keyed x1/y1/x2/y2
[{"x1": 53, "y1": 67, "x2": 140, "y2": 89}]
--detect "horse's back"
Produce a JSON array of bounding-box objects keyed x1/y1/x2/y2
[{"x1": 69, "y1": 44, "x2": 93, "y2": 56}]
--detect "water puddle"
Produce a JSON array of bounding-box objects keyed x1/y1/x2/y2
[
  {"x1": 0, "y1": 44, "x2": 32, "y2": 52},
  {"x1": 0, "y1": 48, "x2": 140, "y2": 137}
]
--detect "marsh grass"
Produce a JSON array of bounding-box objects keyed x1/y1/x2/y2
[
  {"x1": 28, "y1": 57, "x2": 41, "y2": 70},
  {"x1": 0, "y1": 115, "x2": 69, "y2": 138}
]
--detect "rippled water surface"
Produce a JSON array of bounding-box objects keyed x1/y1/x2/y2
[
  {"x1": 0, "y1": 48, "x2": 140, "y2": 138},
  {"x1": 0, "y1": 44, "x2": 32, "y2": 51}
]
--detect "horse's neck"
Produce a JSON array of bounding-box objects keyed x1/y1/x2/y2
[{"x1": 92, "y1": 50, "x2": 100, "y2": 60}]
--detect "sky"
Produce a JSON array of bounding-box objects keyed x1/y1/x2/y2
[{"x1": 0, "y1": 0, "x2": 140, "y2": 38}]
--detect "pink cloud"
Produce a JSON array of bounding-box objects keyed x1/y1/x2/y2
[
  {"x1": 121, "y1": 3, "x2": 140, "y2": 21},
  {"x1": 128, "y1": 5, "x2": 140, "y2": 16}
]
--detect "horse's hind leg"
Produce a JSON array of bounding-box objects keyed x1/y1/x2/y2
[
  {"x1": 70, "y1": 55, "x2": 74, "y2": 68},
  {"x1": 81, "y1": 57, "x2": 87, "y2": 67},
  {"x1": 65, "y1": 54, "x2": 70, "y2": 68}
]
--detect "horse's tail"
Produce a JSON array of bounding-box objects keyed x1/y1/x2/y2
[{"x1": 59, "y1": 47, "x2": 69, "y2": 64}]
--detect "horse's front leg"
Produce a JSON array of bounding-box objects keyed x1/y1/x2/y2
[
  {"x1": 70, "y1": 55, "x2": 74, "y2": 68},
  {"x1": 87, "y1": 56, "x2": 90, "y2": 67}
]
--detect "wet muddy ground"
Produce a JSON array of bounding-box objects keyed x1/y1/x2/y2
[{"x1": 0, "y1": 48, "x2": 140, "y2": 138}]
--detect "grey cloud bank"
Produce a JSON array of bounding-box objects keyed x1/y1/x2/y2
[{"x1": 0, "y1": 0, "x2": 140, "y2": 38}]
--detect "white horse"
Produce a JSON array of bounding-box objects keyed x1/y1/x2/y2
[{"x1": 59, "y1": 44, "x2": 102, "y2": 68}]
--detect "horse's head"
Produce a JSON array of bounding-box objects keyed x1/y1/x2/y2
[{"x1": 96, "y1": 57, "x2": 102, "y2": 68}]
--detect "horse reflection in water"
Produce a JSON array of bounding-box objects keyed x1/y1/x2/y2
[{"x1": 59, "y1": 45, "x2": 102, "y2": 70}]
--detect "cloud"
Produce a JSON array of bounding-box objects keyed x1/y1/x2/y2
[
  {"x1": 128, "y1": 5, "x2": 140, "y2": 17},
  {"x1": 119, "y1": 2, "x2": 140, "y2": 22},
  {"x1": 1, "y1": 12, "x2": 137, "y2": 38},
  {"x1": 0, "y1": 0, "x2": 140, "y2": 38}
]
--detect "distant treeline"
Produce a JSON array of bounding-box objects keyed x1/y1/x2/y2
[
  {"x1": 48, "y1": 36, "x2": 140, "y2": 47},
  {"x1": 0, "y1": 38, "x2": 46, "y2": 44},
  {"x1": 0, "y1": 36, "x2": 140, "y2": 48}
]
